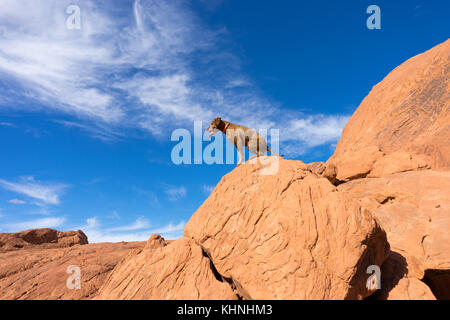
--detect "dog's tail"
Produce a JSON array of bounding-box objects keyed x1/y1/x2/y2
[{"x1": 267, "y1": 146, "x2": 284, "y2": 158}]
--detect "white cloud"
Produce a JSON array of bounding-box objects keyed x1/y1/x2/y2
[
  {"x1": 2, "y1": 217, "x2": 66, "y2": 231},
  {"x1": 83, "y1": 217, "x2": 101, "y2": 229},
  {"x1": 0, "y1": 0, "x2": 122, "y2": 122},
  {"x1": 0, "y1": 0, "x2": 350, "y2": 156},
  {"x1": 0, "y1": 0, "x2": 213, "y2": 127},
  {"x1": 8, "y1": 198, "x2": 26, "y2": 205},
  {"x1": 202, "y1": 184, "x2": 215, "y2": 195},
  {"x1": 164, "y1": 185, "x2": 187, "y2": 201},
  {"x1": 0, "y1": 177, "x2": 68, "y2": 205},
  {"x1": 148, "y1": 221, "x2": 185, "y2": 236},
  {"x1": 0, "y1": 122, "x2": 15, "y2": 127},
  {"x1": 116, "y1": 73, "x2": 214, "y2": 134},
  {"x1": 281, "y1": 114, "x2": 350, "y2": 156},
  {"x1": 52, "y1": 120, "x2": 123, "y2": 142},
  {"x1": 107, "y1": 217, "x2": 150, "y2": 232},
  {"x1": 106, "y1": 210, "x2": 121, "y2": 220},
  {"x1": 77, "y1": 217, "x2": 184, "y2": 243},
  {"x1": 131, "y1": 186, "x2": 159, "y2": 205}
]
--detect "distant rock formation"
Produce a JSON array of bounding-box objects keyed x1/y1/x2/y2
[
  {"x1": 0, "y1": 234, "x2": 146, "y2": 299},
  {"x1": 0, "y1": 228, "x2": 88, "y2": 251}
]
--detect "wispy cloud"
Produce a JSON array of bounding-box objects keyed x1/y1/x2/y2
[
  {"x1": 202, "y1": 184, "x2": 215, "y2": 195},
  {"x1": 1, "y1": 217, "x2": 66, "y2": 231},
  {"x1": 0, "y1": 176, "x2": 68, "y2": 205},
  {"x1": 106, "y1": 210, "x2": 121, "y2": 220},
  {"x1": 132, "y1": 186, "x2": 159, "y2": 205},
  {"x1": 0, "y1": 0, "x2": 349, "y2": 155},
  {"x1": 164, "y1": 185, "x2": 187, "y2": 201},
  {"x1": 282, "y1": 114, "x2": 350, "y2": 156},
  {"x1": 7, "y1": 198, "x2": 27, "y2": 205},
  {"x1": 107, "y1": 217, "x2": 150, "y2": 232},
  {"x1": 0, "y1": 122, "x2": 16, "y2": 127},
  {"x1": 52, "y1": 120, "x2": 123, "y2": 142},
  {"x1": 148, "y1": 221, "x2": 185, "y2": 236},
  {"x1": 77, "y1": 217, "x2": 184, "y2": 243}
]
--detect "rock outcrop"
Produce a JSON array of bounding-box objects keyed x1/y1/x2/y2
[
  {"x1": 327, "y1": 39, "x2": 449, "y2": 182},
  {"x1": 0, "y1": 228, "x2": 88, "y2": 252},
  {"x1": 0, "y1": 236, "x2": 146, "y2": 299},
  {"x1": 339, "y1": 170, "x2": 450, "y2": 299},
  {"x1": 184, "y1": 158, "x2": 390, "y2": 299},
  {"x1": 0, "y1": 39, "x2": 448, "y2": 300},
  {"x1": 96, "y1": 238, "x2": 238, "y2": 300}
]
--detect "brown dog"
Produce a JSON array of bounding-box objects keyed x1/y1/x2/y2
[{"x1": 206, "y1": 117, "x2": 283, "y2": 166}]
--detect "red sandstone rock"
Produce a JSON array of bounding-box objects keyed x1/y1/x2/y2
[
  {"x1": 0, "y1": 228, "x2": 88, "y2": 252},
  {"x1": 339, "y1": 170, "x2": 450, "y2": 299},
  {"x1": 96, "y1": 237, "x2": 238, "y2": 300},
  {"x1": 328, "y1": 39, "x2": 450, "y2": 181},
  {"x1": 184, "y1": 158, "x2": 390, "y2": 299},
  {"x1": 1, "y1": 40, "x2": 449, "y2": 301},
  {"x1": 0, "y1": 241, "x2": 146, "y2": 299}
]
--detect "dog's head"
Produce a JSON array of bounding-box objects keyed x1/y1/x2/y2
[{"x1": 206, "y1": 117, "x2": 222, "y2": 137}]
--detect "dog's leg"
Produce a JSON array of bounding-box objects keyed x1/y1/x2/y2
[{"x1": 237, "y1": 143, "x2": 244, "y2": 166}]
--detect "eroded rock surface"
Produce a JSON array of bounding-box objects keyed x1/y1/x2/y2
[
  {"x1": 0, "y1": 228, "x2": 88, "y2": 252},
  {"x1": 339, "y1": 170, "x2": 450, "y2": 299},
  {"x1": 1, "y1": 40, "x2": 449, "y2": 301},
  {"x1": 96, "y1": 238, "x2": 238, "y2": 300},
  {"x1": 184, "y1": 158, "x2": 390, "y2": 299},
  {"x1": 0, "y1": 240, "x2": 145, "y2": 299},
  {"x1": 328, "y1": 39, "x2": 449, "y2": 181}
]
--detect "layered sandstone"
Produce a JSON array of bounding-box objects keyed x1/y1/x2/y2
[
  {"x1": 0, "y1": 228, "x2": 88, "y2": 252},
  {"x1": 184, "y1": 158, "x2": 390, "y2": 299},
  {"x1": 327, "y1": 39, "x2": 449, "y2": 181},
  {"x1": 0, "y1": 39, "x2": 448, "y2": 301},
  {"x1": 0, "y1": 239, "x2": 146, "y2": 299}
]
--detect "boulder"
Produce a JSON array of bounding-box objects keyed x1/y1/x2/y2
[
  {"x1": 96, "y1": 237, "x2": 238, "y2": 300},
  {"x1": 339, "y1": 170, "x2": 450, "y2": 299},
  {"x1": 0, "y1": 228, "x2": 88, "y2": 251},
  {"x1": 328, "y1": 39, "x2": 450, "y2": 181},
  {"x1": 0, "y1": 241, "x2": 145, "y2": 299},
  {"x1": 184, "y1": 158, "x2": 390, "y2": 299},
  {"x1": 1, "y1": 39, "x2": 448, "y2": 301}
]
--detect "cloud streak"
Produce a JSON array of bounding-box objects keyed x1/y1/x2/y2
[
  {"x1": 7, "y1": 199, "x2": 27, "y2": 205},
  {"x1": 78, "y1": 217, "x2": 184, "y2": 243},
  {"x1": 1, "y1": 217, "x2": 66, "y2": 231},
  {"x1": 0, "y1": 177, "x2": 68, "y2": 205},
  {"x1": 107, "y1": 217, "x2": 150, "y2": 232},
  {"x1": 164, "y1": 185, "x2": 187, "y2": 201},
  {"x1": 202, "y1": 184, "x2": 215, "y2": 195},
  {"x1": 0, "y1": 0, "x2": 349, "y2": 156}
]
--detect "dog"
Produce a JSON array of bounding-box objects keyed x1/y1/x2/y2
[{"x1": 206, "y1": 117, "x2": 283, "y2": 166}]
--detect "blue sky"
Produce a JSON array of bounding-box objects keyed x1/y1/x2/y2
[{"x1": 0, "y1": 0, "x2": 448, "y2": 242}]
